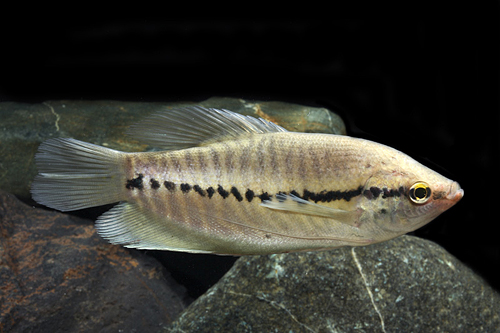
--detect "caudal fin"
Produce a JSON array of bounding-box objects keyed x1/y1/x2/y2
[{"x1": 31, "y1": 138, "x2": 126, "y2": 211}]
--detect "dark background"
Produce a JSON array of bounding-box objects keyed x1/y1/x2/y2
[{"x1": 2, "y1": 17, "x2": 498, "y2": 296}]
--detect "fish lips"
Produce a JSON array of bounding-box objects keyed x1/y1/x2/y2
[
  {"x1": 447, "y1": 181, "x2": 464, "y2": 201},
  {"x1": 436, "y1": 181, "x2": 464, "y2": 212}
]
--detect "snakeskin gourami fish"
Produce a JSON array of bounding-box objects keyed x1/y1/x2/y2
[{"x1": 31, "y1": 107, "x2": 463, "y2": 255}]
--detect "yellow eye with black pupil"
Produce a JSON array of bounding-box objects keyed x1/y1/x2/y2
[{"x1": 409, "y1": 182, "x2": 431, "y2": 204}]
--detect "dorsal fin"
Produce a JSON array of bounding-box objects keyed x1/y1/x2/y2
[{"x1": 126, "y1": 106, "x2": 288, "y2": 151}]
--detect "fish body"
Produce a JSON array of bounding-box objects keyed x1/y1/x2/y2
[{"x1": 31, "y1": 107, "x2": 463, "y2": 255}]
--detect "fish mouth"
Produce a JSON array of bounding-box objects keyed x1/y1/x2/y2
[{"x1": 446, "y1": 181, "x2": 464, "y2": 202}]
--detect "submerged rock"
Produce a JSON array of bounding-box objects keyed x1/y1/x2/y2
[
  {"x1": 0, "y1": 98, "x2": 345, "y2": 200},
  {"x1": 0, "y1": 190, "x2": 190, "y2": 332},
  {"x1": 199, "y1": 96, "x2": 346, "y2": 134},
  {"x1": 4, "y1": 97, "x2": 492, "y2": 332},
  {"x1": 168, "y1": 235, "x2": 500, "y2": 332}
]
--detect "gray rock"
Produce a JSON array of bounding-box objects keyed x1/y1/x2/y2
[
  {"x1": 200, "y1": 96, "x2": 346, "y2": 134},
  {"x1": 0, "y1": 190, "x2": 191, "y2": 332},
  {"x1": 168, "y1": 236, "x2": 500, "y2": 332},
  {"x1": 0, "y1": 98, "x2": 345, "y2": 200}
]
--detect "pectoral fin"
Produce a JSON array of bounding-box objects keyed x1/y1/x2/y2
[{"x1": 260, "y1": 193, "x2": 359, "y2": 228}]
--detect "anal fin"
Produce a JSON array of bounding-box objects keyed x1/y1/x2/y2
[{"x1": 95, "y1": 202, "x2": 215, "y2": 253}]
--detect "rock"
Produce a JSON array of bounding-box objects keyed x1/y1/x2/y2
[
  {"x1": 168, "y1": 236, "x2": 500, "y2": 332},
  {"x1": 0, "y1": 98, "x2": 345, "y2": 200},
  {"x1": 0, "y1": 190, "x2": 191, "y2": 332},
  {"x1": 199, "y1": 96, "x2": 346, "y2": 134}
]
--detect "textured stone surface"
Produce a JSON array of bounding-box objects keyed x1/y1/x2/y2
[
  {"x1": 169, "y1": 236, "x2": 500, "y2": 332},
  {"x1": 200, "y1": 96, "x2": 346, "y2": 134},
  {"x1": 0, "y1": 190, "x2": 191, "y2": 332},
  {"x1": 0, "y1": 97, "x2": 345, "y2": 200}
]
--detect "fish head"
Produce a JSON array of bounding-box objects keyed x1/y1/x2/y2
[
  {"x1": 362, "y1": 164, "x2": 464, "y2": 234},
  {"x1": 395, "y1": 179, "x2": 463, "y2": 231}
]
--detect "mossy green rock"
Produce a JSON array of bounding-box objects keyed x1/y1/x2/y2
[{"x1": 168, "y1": 235, "x2": 500, "y2": 332}]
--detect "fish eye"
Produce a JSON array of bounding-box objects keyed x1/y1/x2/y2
[{"x1": 409, "y1": 182, "x2": 431, "y2": 204}]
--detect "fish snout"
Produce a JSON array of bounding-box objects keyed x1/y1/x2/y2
[{"x1": 446, "y1": 181, "x2": 464, "y2": 202}]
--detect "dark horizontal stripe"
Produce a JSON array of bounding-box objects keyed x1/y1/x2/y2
[
  {"x1": 133, "y1": 178, "x2": 411, "y2": 205},
  {"x1": 217, "y1": 185, "x2": 229, "y2": 199},
  {"x1": 432, "y1": 191, "x2": 446, "y2": 200},
  {"x1": 180, "y1": 183, "x2": 192, "y2": 193},
  {"x1": 150, "y1": 178, "x2": 160, "y2": 190},
  {"x1": 258, "y1": 192, "x2": 271, "y2": 202},
  {"x1": 164, "y1": 181, "x2": 176, "y2": 191},
  {"x1": 245, "y1": 189, "x2": 255, "y2": 202},
  {"x1": 383, "y1": 188, "x2": 400, "y2": 199},
  {"x1": 193, "y1": 185, "x2": 206, "y2": 196},
  {"x1": 125, "y1": 174, "x2": 144, "y2": 190},
  {"x1": 303, "y1": 186, "x2": 363, "y2": 203},
  {"x1": 207, "y1": 187, "x2": 215, "y2": 198},
  {"x1": 231, "y1": 187, "x2": 243, "y2": 202},
  {"x1": 364, "y1": 186, "x2": 406, "y2": 200}
]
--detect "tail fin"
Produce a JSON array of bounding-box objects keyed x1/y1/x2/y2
[{"x1": 31, "y1": 138, "x2": 126, "y2": 211}]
